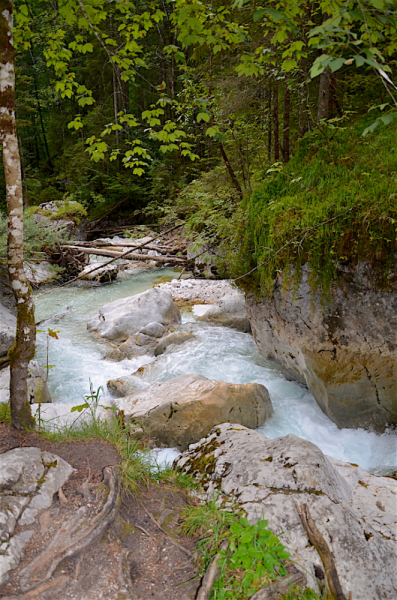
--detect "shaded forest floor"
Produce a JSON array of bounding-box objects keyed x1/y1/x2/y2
[{"x1": 0, "y1": 423, "x2": 199, "y2": 600}]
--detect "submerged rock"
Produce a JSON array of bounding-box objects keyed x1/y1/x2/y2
[
  {"x1": 248, "y1": 263, "x2": 397, "y2": 431},
  {"x1": 107, "y1": 375, "x2": 146, "y2": 397},
  {"x1": 87, "y1": 287, "x2": 181, "y2": 342},
  {"x1": 114, "y1": 373, "x2": 273, "y2": 450},
  {"x1": 198, "y1": 289, "x2": 251, "y2": 333},
  {"x1": 0, "y1": 302, "x2": 16, "y2": 358},
  {"x1": 154, "y1": 331, "x2": 196, "y2": 356},
  {"x1": 175, "y1": 423, "x2": 397, "y2": 600}
]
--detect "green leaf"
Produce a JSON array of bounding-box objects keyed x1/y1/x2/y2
[{"x1": 197, "y1": 112, "x2": 210, "y2": 123}]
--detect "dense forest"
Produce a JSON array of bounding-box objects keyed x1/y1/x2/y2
[
  {"x1": 1, "y1": 0, "x2": 396, "y2": 290},
  {"x1": 0, "y1": 3, "x2": 397, "y2": 599}
]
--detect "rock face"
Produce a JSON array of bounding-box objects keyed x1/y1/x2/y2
[
  {"x1": 0, "y1": 361, "x2": 52, "y2": 404},
  {"x1": 23, "y1": 261, "x2": 60, "y2": 286},
  {"x1": 0, "y1": 303, "x2": 16, "y2": 358},
  {"x1": 114, "y1": 373, "x2": 273, "y2": 450},
  {"x1": 176, "y1": 423, "x2": 397, "y2": 600},
  {"x1": 198, "y1": 289, "x2": 251, "y2": 333},
  {"x1": 87, "y1": 288, "x2": 181, "y2": 342},
  {"x1": 247, "y1": 264, "x2": 397, "y2": 430},
  {"x1": 0, "y1": 447, "x2": 74, "y2": 584}
]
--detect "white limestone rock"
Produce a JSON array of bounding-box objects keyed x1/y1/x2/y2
[
  {"x1": 0, "y1": 302, "x2": 16, "y2": 358},
  {"x1": 175, "y1": 423, "x2": 397, "y2": 600},
  {"x1": 87, "y1": 287, "x2": 181, "y2": 342}
]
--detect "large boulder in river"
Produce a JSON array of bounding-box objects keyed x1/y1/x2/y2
[
  {"x1": 198, "y1": 289, "x2": 251, "y2": 333},
  {"x1": 175, "y1": 423, "x2": 397, "y2": 600},
  {"x1": 115, "y1": 374, "x2": 273, "y2": 450},
  {"x1": 247, "y1": 263, "x2": 397, "y2": 431},
  {"x1": 0, "y1": 302, "x2": 16, "y2": 358},
  {"x1": 87, "y1": 288, "x2": 181, "y2": 342}
]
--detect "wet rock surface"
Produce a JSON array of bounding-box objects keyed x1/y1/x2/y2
[
  {"x1": 87, "y1": 287, "x2": 181, "y2": 342},
  {"x1": 248, "y1": 263, "x2": 397, "y2": 430},
  {"x1": 176, "y1": 423, "x2": 397, "y2": 600},
  {"x1": 115, "y1": 373, "x2": 273, "y2": 450}
]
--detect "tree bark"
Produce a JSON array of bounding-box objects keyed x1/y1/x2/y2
[
  {"x1": 219, "y1": 142, "x2": 243, "y2": 200},
  {"x1": 267, "y1": 85, "x2": 272, "y2": 159},
  {"x1": 282, "y1": 82, "x2": 290, "y2": 163},
  {"x1": 0, "y1": 0, "x2": 35, "y2": 430},
  {"x1": 317, "y1": 67, "x2": 331, "y2": 122},
  {"x1": 272, "y1": 81, "x2": 279, "y2": 161}
]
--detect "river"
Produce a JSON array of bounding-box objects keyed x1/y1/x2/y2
[{"x1": 34, "y1": 266, "x2": 396, "y2": 475}]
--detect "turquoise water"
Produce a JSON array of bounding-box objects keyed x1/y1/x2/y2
[{"x1": 34, "y1": 267, "x2": 396, "y2": 474}]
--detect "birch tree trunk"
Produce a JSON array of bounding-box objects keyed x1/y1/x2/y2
[{"x1": 0, "y1": 0, "x2": 35, "y2": 429}]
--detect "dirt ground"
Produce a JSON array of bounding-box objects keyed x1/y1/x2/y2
[{"x1": 0, "y1": 423, "x2": 200, "y2": 600}]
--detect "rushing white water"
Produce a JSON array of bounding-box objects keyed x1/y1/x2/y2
[{"x1": 34, "y1": 267, "x2": 396, "y2": 474}]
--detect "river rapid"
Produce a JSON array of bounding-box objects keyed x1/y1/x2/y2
[{"x1": 34, "y1": 266, "x2": 396, "y2": 475}]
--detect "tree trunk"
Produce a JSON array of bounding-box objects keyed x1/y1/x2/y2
[
  {"x1": 317, "y1": 67, "x2": 331, "y2": 122},
  {"x1": 273, "y1": 81, "x2": 279, "y2": 161},
  {"x1": 282, "y1": 82, "x2": 290, "y2": 163},
  {"x1": 267, "y1": 85, "x2": 272, "y2": 159},
  {"x1": 0, "y1": 0, "x2": 36, "y2": 430},
  {"x1": 219, "y1": 142, "x2": 243, "y2": 200}
]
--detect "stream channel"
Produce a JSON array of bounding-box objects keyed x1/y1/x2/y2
[{"x1": 34, "y1": 266, "x2": 396, "y2": 475}]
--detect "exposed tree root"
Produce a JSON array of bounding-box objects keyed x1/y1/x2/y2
[
  {"x1": 250, "y1": 563, "x2": 307, "y2": 599},
  {"x1": 196, "y1": 539, "x2": 229, "y2": 600},
  {"x1": 143, "y1": 506, "x2": 192, "y2": 557},
  {"x1": 19, "y1": 467, "x2": 120, "y2": 592}
]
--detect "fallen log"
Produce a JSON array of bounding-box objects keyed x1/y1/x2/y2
[
  {"x1": 61, "y1": 245, "x2": 186, "y2": 264},
  {"x1": 60, "y1": 222, "x2": 185, "y2": 287}
]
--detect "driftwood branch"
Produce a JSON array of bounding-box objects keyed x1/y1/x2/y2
[
  {"x1": 59, "y1": 222, "x2": 185, "y2": 287},
  {"x1": 196, "y1": 539, "x2": 229, "y2": 600},
  {"x1": 295, "y1": 502, "x2": 349, "y2": 600},
  {"x1": 61, "y1": 245, "x2": 186, "y2": 264}
]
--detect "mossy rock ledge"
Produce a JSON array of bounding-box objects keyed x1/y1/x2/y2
[
  {"x1": 246, "y1": 261, "x2": 397, "y2": 431},
  {"x1": 175, "y1": 423, "x2": 397, "y2": 600}
]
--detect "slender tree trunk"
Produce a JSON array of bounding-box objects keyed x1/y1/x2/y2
[
  {"x1": 282, "y1": 82, "x2": 290, "y2": 163},
  {"x1": 18, "y1": 133, "x2": 28, "y2": 207},
  {"x1": 273, "y1": 81, "x2": 279, "y2": 161},
  {"x1": 317, "y1": 67, "x2": 331, "y2": 122},
  {"x1": 29, "y1": 48, "x2": 53, "y2": 171},
  {"x1": 0, "y1": 0, "x2": 35, "y2": 430},
  {"x1": 267, "y1": 85, "x2": 272, "y2": 159},
  {"x1": 219, "y1": 142, "x2": 243, "y2": 200}
]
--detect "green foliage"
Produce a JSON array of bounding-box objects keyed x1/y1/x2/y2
[
  {"x1": 0, "y1": 401, "x2": 12, "y2": 424},
  {"x1": 219, "y1": 119, "x2": 397, "y2": 296},
  {"x1": 181, "y1": 499, "x2": 320, "y2": 600},
  {"x1": 0, "y1": 210, "x2": 71, "y2": 264}
]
